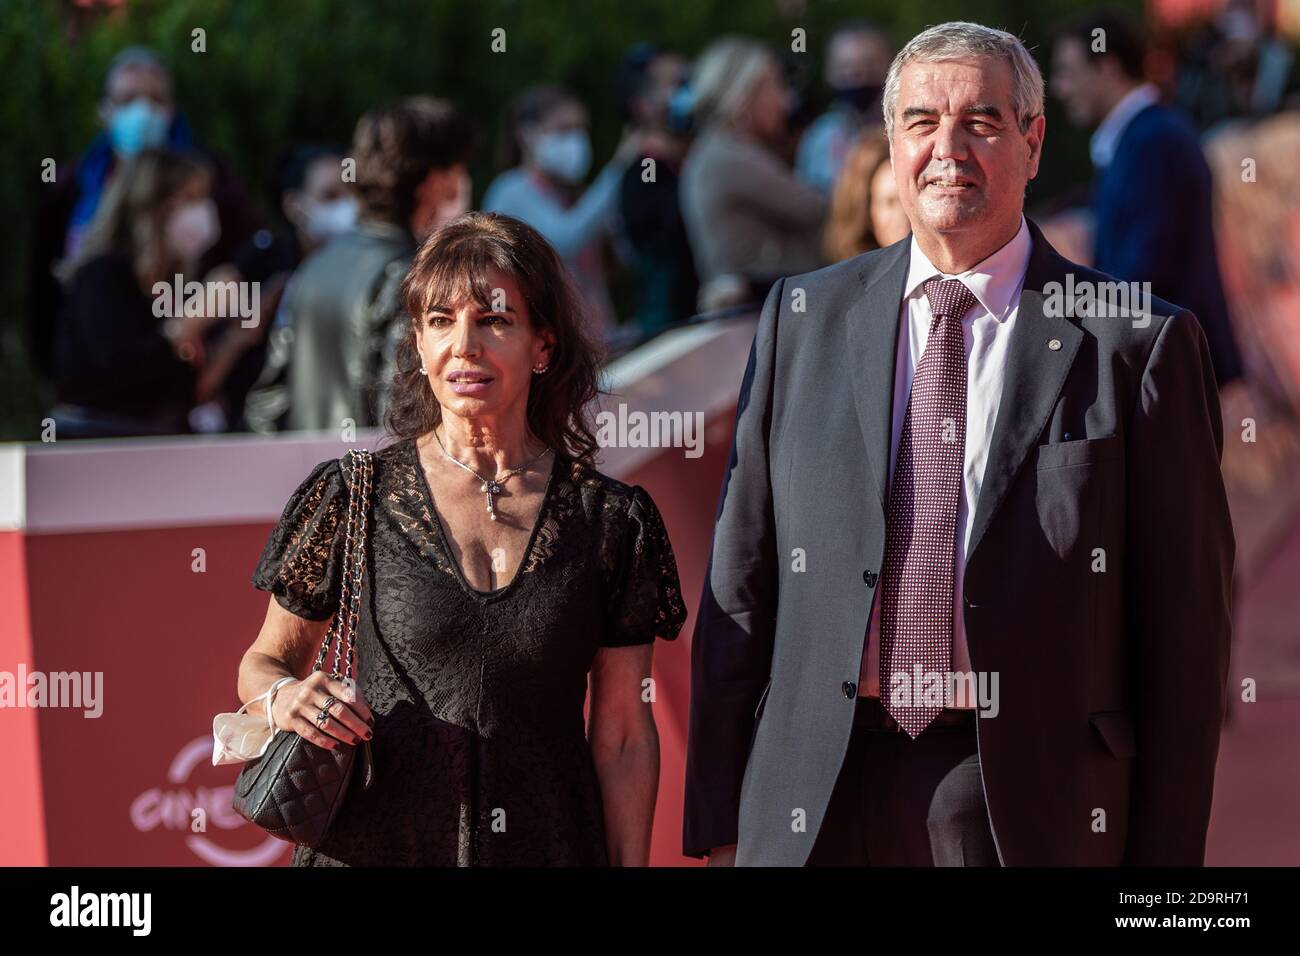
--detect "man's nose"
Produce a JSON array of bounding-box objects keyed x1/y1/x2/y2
[{"x1": 932, "y1": 118, "x2": 969, "y2": 162}]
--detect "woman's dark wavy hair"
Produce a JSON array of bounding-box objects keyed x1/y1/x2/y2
[{"x1": 384, "y1": 211, "x2": 604, "y2": 464}]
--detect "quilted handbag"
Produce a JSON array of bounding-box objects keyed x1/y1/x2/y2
[{"x1": 232, "y1": 448, "x2": 376, "y2": 847}]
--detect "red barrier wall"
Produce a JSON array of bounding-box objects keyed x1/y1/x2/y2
[{"x1": 5, "y1": 423, "x2": 732, "y2": 866}]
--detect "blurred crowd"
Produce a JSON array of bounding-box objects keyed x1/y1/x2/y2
[{"x1": 24, "y1": 6, "x2": 1300, "y2": 439}]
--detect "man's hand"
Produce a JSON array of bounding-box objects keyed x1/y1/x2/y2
[{"x1": 706, "y1": 844, "x2": 737, "y2": 867}]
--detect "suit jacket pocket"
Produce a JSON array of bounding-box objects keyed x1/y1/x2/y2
[
  {"x1": 1036, "y1": 434, "x2": 1122, "y2": 470},
  {"x1": 1089, "y1": 709, "x2": 1137, "y2": 758}
]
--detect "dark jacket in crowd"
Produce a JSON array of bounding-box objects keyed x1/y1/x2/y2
[
  {"x1": 1092, "y1": 102, "x2": 1244, "y2": 386},
  {"x1": 53, "y1": 251, "x2": 197, "y2": 433},
  {"x1": 619, "y1": 150, "x2": 699, "y2": 335}
]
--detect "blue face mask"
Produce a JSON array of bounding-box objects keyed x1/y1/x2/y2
[
  {"x1": 534, "y1": 130, "x2": 592, "y2": 184},
  {"x1": 108, "y1": 98, "x2": 171, "y2": 156},
  {"x1": 667, "y1": 81, "x2": 696, "y2": 136}
]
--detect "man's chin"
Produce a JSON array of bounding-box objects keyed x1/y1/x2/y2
[
  {"x1": 919, "y1": 186, "x2": 984, "y2": 212},
  {"x1": 914, "y1": 205, "x2": 983, "y2": 234}
]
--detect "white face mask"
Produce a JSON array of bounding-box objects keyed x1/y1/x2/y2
[
  {"x1": 534, "y1": 130, "x2": 592, "y2": 183},
  {"x1": 165, "y1": 198, "x2": 221, "y2": 262},
  {"x1": 304, "y1": 196, "x2": 359, "y2": 241}
]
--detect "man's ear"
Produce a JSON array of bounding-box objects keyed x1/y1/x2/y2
[{"x1": 1025, "y1": 113, "x2": 1046, "y2": 180}]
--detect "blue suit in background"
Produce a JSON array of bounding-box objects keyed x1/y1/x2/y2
[{"x1": 1092, "y1": 103, "x2": 1243, "y2": 386}]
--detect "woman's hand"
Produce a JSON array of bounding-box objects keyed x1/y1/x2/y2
[{"x1": 271, "y1": 672, "x2": 374, "y2": 750}]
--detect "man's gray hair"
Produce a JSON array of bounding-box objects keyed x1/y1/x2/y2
[{"x1": 882, "y1": 22, "x2": 1043, "y2": 136}]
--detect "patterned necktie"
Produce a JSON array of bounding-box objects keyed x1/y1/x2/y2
[{"x1": 878, "y1": 277, "x2": 977, "y2": 737}]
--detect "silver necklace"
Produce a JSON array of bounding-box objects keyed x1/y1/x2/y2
[{"x1": 432, "y1": 427, "x2": 551, "y2": 521}]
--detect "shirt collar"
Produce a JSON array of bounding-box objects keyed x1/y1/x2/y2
[
  {"x1": 1090, "y1": 83, "x2": 1159, "y2": 168},
  {"x1": 903, "y1": 215, "x2": 1031, "y2": 323}
]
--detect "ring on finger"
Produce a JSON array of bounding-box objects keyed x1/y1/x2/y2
[{"x1": 315, "y1": 696, "x2": 338, "y2": 726}]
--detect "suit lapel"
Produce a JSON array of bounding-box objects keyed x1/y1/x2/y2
[
  {"x1": 965, "y1": 220, "x2": 1084, "y2": 562},
  {"x1": 847, "y1": 238, "x2": 910, "y2": 510}
]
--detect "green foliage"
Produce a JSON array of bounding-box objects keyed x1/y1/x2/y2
[{"x1": 2, "y1": 0, "x2": 1134, "y2": 440}]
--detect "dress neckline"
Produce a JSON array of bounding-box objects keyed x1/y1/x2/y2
[{"x1": 407, "y1": 435, "x2": 561, "y2": 602}]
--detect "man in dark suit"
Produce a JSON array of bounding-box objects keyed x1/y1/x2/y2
[
  {"x1": 1050, "y1": 10, "x2": 1244, "y2": 387},
  {"x1": 683, "y1": 21, "x2": 1233, "y2": 866}
]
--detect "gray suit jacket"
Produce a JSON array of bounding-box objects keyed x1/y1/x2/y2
[
  {"x1": 244, "y1": 221, "x2": 414, "y2": 434},
  {"x1": 683, "y1": 219, "x2": 1234, "y2": 865}
]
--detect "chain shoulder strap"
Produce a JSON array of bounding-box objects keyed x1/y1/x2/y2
[{"x1": 312, "y1": 448, "x2": 373, "y2": 680}]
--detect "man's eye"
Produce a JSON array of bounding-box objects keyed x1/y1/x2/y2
[
  {"x1": 428, "y1": 315, "x2": 451, "y2": 327},
  {"x1": 481, "y1": 314, "x2": 507, "y2": 325}
]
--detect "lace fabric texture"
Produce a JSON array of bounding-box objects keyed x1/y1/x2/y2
[{"x1": 251, "y1": 436, "x2": 687, "y2": 865}]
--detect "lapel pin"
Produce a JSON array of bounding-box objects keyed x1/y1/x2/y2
[{"x1": 1047, "y1": 338, "x2": 1062, "y2": 351}]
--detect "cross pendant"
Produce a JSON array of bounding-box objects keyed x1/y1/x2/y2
[{"x1": 481, "y1": 480, "x2": 503, "y2": 521}]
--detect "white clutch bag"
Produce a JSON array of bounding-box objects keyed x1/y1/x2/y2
[{"x1": 212, "y1": 676, "x2": 298, "y2": 766}]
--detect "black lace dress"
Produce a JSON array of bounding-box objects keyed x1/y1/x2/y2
[{"x1": 250, "y1": 436, "x2": 687, "y2": 866}]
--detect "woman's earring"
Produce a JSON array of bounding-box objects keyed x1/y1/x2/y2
[
  {"x1": 532, "y1": 364, "x2": 549, "y2": 374},
  {"x1": 419, "y1": 365, "x2": 428, "y2": 376}
]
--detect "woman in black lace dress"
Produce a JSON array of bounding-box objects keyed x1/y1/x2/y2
[{"x1": 236, "y1": 212, "x2": 687, "y2": 865}]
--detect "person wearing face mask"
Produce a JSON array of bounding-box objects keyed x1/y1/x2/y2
[
  {"x1": 237, "y1": 145, "x2": 355, "y2": 283},
  {"x1": 48, "y1": 149, "x2": 218, "y2": 438},
  {"x1": 796, "y1": 21, "x2": 894, "y2": 195},
  {"x1": 483, "y1": 85, "x2": 641, "y2": 345},
  {"x1": 28, "y1": 46, "x2": 261, "y2": 386},
  {"x1": 679, "y1": 37, "x2": 829, "y2": 311},
  {"x1": 244, "y1": 98, "x2": 476, "y2": 435}
]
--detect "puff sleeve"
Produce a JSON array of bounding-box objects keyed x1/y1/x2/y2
[
  {"x1": 251, "y1": 457, "x2": 350, "y2": 621},
  {"x1": 603, "y1": 486, "x2": 688, "y2": 647}
]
